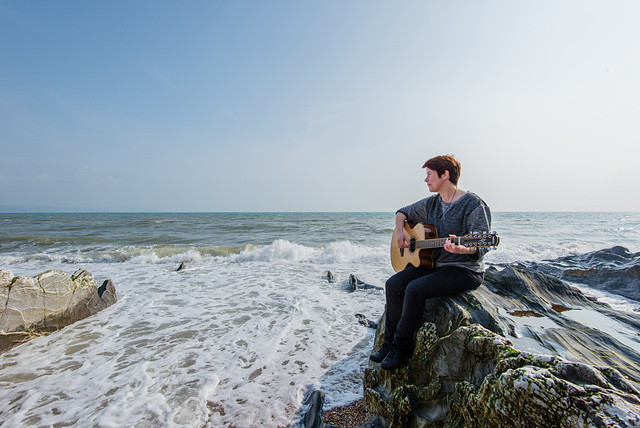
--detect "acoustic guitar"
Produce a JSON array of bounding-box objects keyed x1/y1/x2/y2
[{"x1": 390, "y1": 222, "x2": 500, "y2": 272}]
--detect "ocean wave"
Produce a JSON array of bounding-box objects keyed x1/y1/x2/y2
[
  {"x1": 0, "y1": 240, "x2": 389, "y2": 266},
  {"x1": 2, "y1": 237, "x2": 637, "y2": 270},
  {"x1": 228, "y1": 239, "x2": 387, "y2": 264},
  {"x1": 0, "y1": 245, "x2": 251, "y2": 265}
]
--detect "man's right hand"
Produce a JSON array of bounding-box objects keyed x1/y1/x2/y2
[{"x1": 396, "y1": 229, "x2": 411, "y2": 249}]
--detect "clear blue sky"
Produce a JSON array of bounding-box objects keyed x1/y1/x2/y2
[{"x1": 1, "y1": 1, "x2": 639, "y2": 212}]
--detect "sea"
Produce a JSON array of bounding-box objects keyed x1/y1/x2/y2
[{"x1": 1, "y1": 211, "x2": 639, "y2": 427}]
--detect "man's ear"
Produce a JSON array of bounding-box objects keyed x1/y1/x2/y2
[{"x1": 442, "y1": 170, "x2": 450, "y2": 180}]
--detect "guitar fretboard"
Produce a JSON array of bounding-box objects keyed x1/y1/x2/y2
[
  {"x1": 413, "y1": 235, "x2": 496, "y2": 249},
  {"x1": 414, "y1": 237, "x2": 462, "y2": 249}
]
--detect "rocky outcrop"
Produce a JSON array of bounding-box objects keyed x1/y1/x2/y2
[
  {"x1": 364, "y1": 266, "x2": 640, "y2": 427},
  {"x1": 302, "y1": 389, "x2": 339, "y2": 428},
  {"x1": 517, "y1": 246, "x2": 640, "y2": 302},
  {"x1": 347, "y1": 274, "x2": 384, "y2": 292},
  {"x1": 0, "y1": 269, "x2": 117, "y2": 353}
]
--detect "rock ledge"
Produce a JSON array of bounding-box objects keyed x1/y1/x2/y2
[{"x1": 0, "y1": 269, "x2": 117, "y2": 353}]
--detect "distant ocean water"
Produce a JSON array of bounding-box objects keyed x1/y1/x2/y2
[{"x1": 1, "y1": 211, "x2": 639, "y2": 427}]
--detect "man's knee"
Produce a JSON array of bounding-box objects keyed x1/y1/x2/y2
[
  {"x1": 385, "y1": 274, "x2": 406, "y2": 293},
  {"x1": 404, "y1": 282, "x2": 422, "y2": 300}
]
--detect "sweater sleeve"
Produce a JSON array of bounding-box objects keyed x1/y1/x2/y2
[{"x1": 396, "y1": 197, "x2": 432, "y2": 225}]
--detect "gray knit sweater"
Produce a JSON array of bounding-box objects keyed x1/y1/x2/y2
[{"x1": 397, "y1": 191, "x2": 492, "y2": 273}]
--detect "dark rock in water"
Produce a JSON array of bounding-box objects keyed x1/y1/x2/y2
[
  {"x1": 302, "y1": 389, "x2": 324, "y2": 428},
  {"x1": 347, "y1": 274, "x2": 361, "y2": 291},
  {"x1": 326, "y1": 271, "x2": 335, "y2": 283},
  {"x1": 356, "y1": 313, "x2": 378, "y2": 329},
  {"x1": 518, "y1": 246, "x2": 640, "y2": 302},
  {"x1": 364, "y1": 266, "x2": 640, "y2": 427},
  {"x1": 177, "y1": 262, "x2": 187, "y2": 271},
  {"x1": 301, "y1": 389, "x2": 338, "y2": 428},
  {"x1": 346, "y1": 274, "x2": 384, "y2": 292}
]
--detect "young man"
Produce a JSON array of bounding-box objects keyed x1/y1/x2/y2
[{"x1": 371, "y1": 155, "x2": 492, "y2": 370}]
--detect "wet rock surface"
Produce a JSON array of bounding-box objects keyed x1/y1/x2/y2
[
  {"x1": 364, "y1": 264, "x2": 640, "y2": 427},
  {"x1": 517, "y1": 245, "x2": 640, "y2": 302}
]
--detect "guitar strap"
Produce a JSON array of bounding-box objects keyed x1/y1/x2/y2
[
  {"x1": 470, "y1": 191, "x2": 491, "y2": 231},
  {"x1": 480, "y1": 200, "x2": 491, "y2": 230}
]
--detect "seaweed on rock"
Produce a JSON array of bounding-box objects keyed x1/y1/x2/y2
[{"x1": 364, "y1": 267, "x2": 640, "y2": 427}]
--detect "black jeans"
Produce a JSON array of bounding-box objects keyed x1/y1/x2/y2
[{"x1": 384, "y1": 266, "x2": 484, "y2": 346}]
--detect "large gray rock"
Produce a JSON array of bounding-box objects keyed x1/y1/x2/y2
[
  {"x1": 364, "y1": 266, "x2": 640, "y2": 427},
  {"x1": 0, "y1": 269, "x2": 117, "y2": 353},
  {"x1": 516, "y1": 246, "x2": 640, "y2": 302}
]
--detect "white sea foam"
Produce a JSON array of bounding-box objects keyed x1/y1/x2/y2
[
  {"x1": 0, "y1": 254, "x2": 389, "y2": 427},
  {"x1": 227, "y1": 239, "x2": 388, "y2": 266}
]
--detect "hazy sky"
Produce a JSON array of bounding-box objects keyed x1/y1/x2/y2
[{"x1": 1, "y1": 1, "x2": 638, "y2": 212}]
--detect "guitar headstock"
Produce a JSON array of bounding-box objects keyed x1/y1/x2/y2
[{"x1": 460, "y1": 232, "x2": 500, "y2": 248}]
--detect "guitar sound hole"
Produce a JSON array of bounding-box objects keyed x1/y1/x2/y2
[{"x1": 409, "y1": 238, "x2": 416, "y2": 252}]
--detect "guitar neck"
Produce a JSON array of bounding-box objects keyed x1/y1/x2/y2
[
  {"x1": 414, "y1": 236, "x2": 490, "y2": 249},
  {"x1": 414, "y1": 237, "x2": 456, "y2": 249}
]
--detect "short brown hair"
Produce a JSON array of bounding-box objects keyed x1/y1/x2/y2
[{"x1": 422, "y1": 155, "x2": 461, "y2": 185}]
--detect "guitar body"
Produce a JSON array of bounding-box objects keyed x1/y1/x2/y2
[{"x1": 390, "y1": 223, "x2": 438, "y2": 272}]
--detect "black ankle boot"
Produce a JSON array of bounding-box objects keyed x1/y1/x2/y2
[
  {"x1": 369, "y1": 342, "x2": 393, "y2": 363},
  {"x1": 380, "y1": 343, "x2": 412, "y2": 370}
]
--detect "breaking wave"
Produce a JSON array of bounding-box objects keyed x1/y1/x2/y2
[{"x1": 0, "y1": 240, "x2": 389, "y2": 267}]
